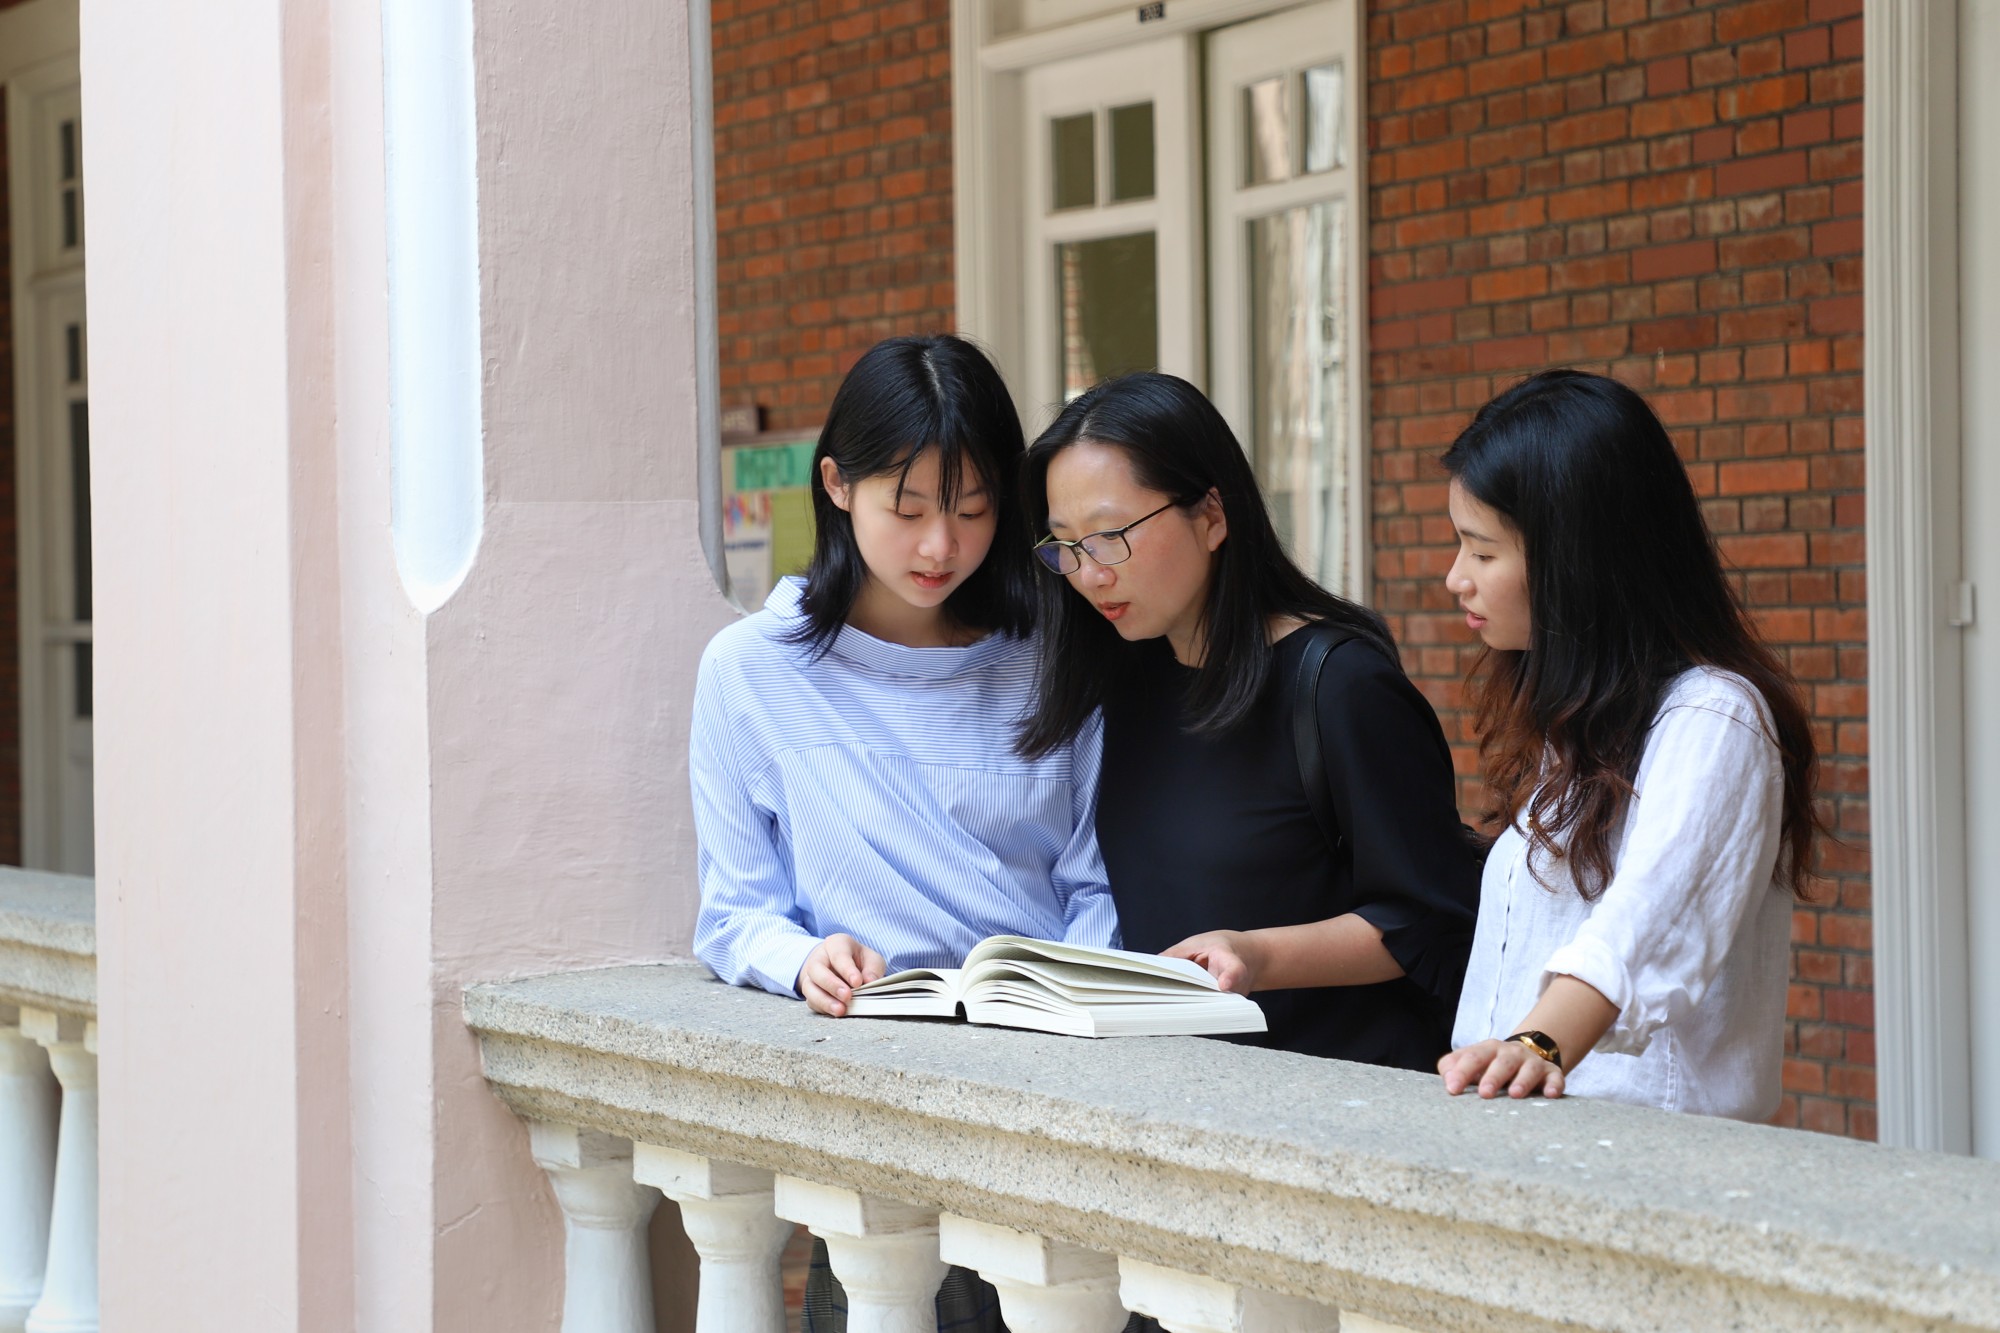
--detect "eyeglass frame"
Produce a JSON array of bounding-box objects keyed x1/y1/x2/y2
[{"x1": 1031, "y1": 499, "x2": 1182, "y2": 575}]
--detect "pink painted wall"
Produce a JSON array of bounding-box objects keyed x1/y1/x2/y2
[
  {"x1": 86, "y1": 0, "x2": 344, "y2": 1324},
  {"x1": 84, "y1": 0, "x2": 729, "y2": 1325}
]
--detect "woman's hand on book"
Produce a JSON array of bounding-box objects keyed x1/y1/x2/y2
[
  {"x1": 1437, "y1": 1039, "x2": 1565, "y2": 1100},
  {"x1": 799, "y1": 934, "x2": 887, "y2": 1017},
  {"x1": 1164, "y1": 930, "x2": 1264, "y2": 994}
]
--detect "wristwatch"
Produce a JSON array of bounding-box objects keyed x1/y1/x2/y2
[{"x1": 1505, "y1": 1030, "x2": 1563, "y2": 1069}]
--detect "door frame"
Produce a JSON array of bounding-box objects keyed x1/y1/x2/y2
[
  {"x1": 4, "y1": 0, "x2": 85, "y2": 871},
  {"x1": 949, "y1": 0, "x2": 1366, "y2": 449},
  {"x1": 1864, "y1": 0, "x2": 1983, "y2": 1153}
]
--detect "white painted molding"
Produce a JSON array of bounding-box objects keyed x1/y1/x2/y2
[
  {"x1": 0, "y1": 1026, "x2": 57, "y2": 1330},
  {"x1": 1863, "y1": 0, "x2": 1974, "y2": 1153},
  {"x1": 381, "y1": 0, "x2": 485, "y2": 613},
  {"x1": 773, "y1": 1178, "x2": 948, "y2": 1333},
  {"x1": 980, "y1": 0, "x2": 1320, "y2": 72},
  {"x1": 21, "y1": 1031, "x2": 92, "y2": 1333},
  {"x1": 529, "y1": 1124, "x2": 661, "y2": 1333},
  {"x1": 683, "y1": 0, "x2": 729, "y2": 598},
  {"x1": 1118, "y1": 1257, "x2": 1335, "y2": 1333}
]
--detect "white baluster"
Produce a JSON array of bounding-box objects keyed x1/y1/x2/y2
[
  {"x1": 0, "y1": 1012, "x2": 58, "y2": 1333},
  {"x1": 1119, "y1": 1257, "x2": 1337, "y2": 1333},
  {"x1": 631, "y1": 1144, "x2": 792, "y2": 1333},
  {"x1": 774, "y1": 1176, "x2": 947, "y2": 1333},
  {"x1": 19, "y1": 1011, "x2": 93, "y2": 1333},
  {"x1": 938, "y1": 1214, "x2": 1126, "y2": 1333},
  {"x1": 529, "y1": 1123, "x2": 661, "y2": 1333}
]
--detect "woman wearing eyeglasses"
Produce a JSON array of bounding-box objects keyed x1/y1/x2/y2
[{"x1": 1016, "y1": 372, "x2": 1481, "y2": 1071}]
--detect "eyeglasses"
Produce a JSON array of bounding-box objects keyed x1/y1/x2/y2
[{"x1": 1032, "y1": 500, "x2": 1179, "y2": 575}]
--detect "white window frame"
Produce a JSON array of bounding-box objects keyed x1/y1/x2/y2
[
  {"x1": 1204, "y1": 0, "x2": 1367, "y2": 597},
  {"x1": 1021, "y1": 37, "x2": 1203, "y2": 414},
  {"x1": 952, "y1": 0, "x2": 1370, "y2": 597},
  {"x1": 4, "y1": 0, "x2": 89, "y2": 872}
]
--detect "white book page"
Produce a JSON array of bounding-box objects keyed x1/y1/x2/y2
[
  {"x1": 962, "y1": 936, "x2": 1218, "y2": 989},
  {"x1": 847, "y1": 967, "x2": 963, "y2": 1017}
]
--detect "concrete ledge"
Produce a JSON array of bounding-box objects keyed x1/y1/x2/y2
[
  {"x1": 466, "y1": 963, "x2": 2000, "y2": 1333},
  {"x1": 0, "y1": 868, "x2": 96, "y2": 1018}
]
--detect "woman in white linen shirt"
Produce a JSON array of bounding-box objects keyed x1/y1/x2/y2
[{"x1": 1435, "y1": 370, "x2": 1822, "y2": 1120}]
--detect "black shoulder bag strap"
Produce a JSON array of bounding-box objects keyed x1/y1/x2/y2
[{"x1": 1292, "y1": 624, "x2": 1358, "y2": 855}]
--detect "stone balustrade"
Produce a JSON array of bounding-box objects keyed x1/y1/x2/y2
[
  {"x1": 467, "y1": 964, "x2": 2000, "y2": 1333},
  {"x1": 0, "y1": 869, "x2": 96, "y2": 1333}
]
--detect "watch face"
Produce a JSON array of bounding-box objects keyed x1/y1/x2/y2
[{"x1": 1511, "y1": 1032, "x2": 1557, "y2": 1063}]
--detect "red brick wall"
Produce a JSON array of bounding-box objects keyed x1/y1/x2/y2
[
  {"x1": 1365, "y1": 0, "x2": 1869, "y2": 1137},
  {"x1": 0, "y1": 92, "x2": 24, "y2": 866},
  {"x1": 711, "y1": 0, "x2": 956, "y2": 434}
]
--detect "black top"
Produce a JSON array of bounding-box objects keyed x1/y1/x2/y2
[{"x1": 1097, "y1": 628, "x2": 1482, "y2": 1070}]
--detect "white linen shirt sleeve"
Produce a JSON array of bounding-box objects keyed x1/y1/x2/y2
[
  {"x1": 1052, "y1": 710, "x2": 1122, "y2": 950},
  {"x1": 1539, "y1": 690, "x2": 1786, "y2": 1056},
  {"x1": 689, "y1": 657, "x2": 820, "y2": 999}
]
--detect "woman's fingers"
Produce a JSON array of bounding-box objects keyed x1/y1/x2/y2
[
  {"x1": 1208, "y1": 948, "x2": 1249, "y2": 994},
  {"x1": 1440, "y1": 1040, "x2": 1563, "y2": 1100},
  {"x1": 797, "y1": 935, "x2": 886, "y2": 1018},
  {"x1": 823, "y1": 934, "x2": 868, "y2": 988},
  {"x1": 800, "y1": 963, "x2": 847, "y2": 1017},
  {"x1": 1476, "y1": 1044, "x2": 1526, "y2": 1098},
  {"x1": 1440, "y1": 1043, "x2": 1488, "y2": 1095}
]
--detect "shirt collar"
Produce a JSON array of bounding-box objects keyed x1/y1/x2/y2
[{"x1": 765, "y1": 577, "x2": 1023, "y2": 681}]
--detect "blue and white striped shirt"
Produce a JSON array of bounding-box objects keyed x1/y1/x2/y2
[{"x1": 691, "y1": 577, "x2": 1120, "y2": 997}]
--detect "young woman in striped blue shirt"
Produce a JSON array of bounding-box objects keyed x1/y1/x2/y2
[{"x1": 691, "y1": 335, "x2": 1117, "y2": 1332}]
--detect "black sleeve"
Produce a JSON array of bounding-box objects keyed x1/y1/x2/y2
[{"x1": 1315, "y1": 643, "x2": 1482, "y2": 1014}]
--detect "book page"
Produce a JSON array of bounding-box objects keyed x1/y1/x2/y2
[
  {"x1": 962, "y1": 936, "x2": 1218, "y2": 989},
  {"x1": 846, "y1": 967, "x2": 962, "y2": 1018}
]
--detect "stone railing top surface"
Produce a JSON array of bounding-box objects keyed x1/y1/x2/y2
[
  {"x1": 0, "y1": 867, "x2": 95, "y2": 1017},
  {"x1": 468, "y1": 963, "x2": 2000, "y2": 1332}
]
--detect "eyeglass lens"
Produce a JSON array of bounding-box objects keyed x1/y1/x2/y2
[{"x1": 1036, "y1": 531, "x2": 1132, "y2": 574}]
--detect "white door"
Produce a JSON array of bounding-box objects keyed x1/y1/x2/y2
[
  {"x1": 1959, "y1": 0, "x2": 2000, "y2": 1159},
  {"x1": 1205, "y1": 0, "x2": 1367, "y2": 598},
  {"x1": 7, "y1": 66, "x2": 92, "y2": 874},
  {"x1": 1021, "y1": 36, "x2": 1203, "y2": 420}
]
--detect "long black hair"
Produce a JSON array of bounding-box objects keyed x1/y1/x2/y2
[
  {"x1": 789, "y1": 335, "x2": 1037, "y2": 656},
  {"x1": 1442, "y1": 369, "x2": 1821, "y2": 899},
  {"x1": 1016, "y1": 372, "x2": 1394, "y2": 757}
]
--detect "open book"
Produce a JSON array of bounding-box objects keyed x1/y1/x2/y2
[{"x1": 845, "y1": 936, "x2": 1269, "y2": 1038}]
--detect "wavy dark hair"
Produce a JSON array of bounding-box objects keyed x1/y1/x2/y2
[
  {"x1": 1442, "y1": 369, "x2": 1821, "y2": 900},
  {"x1": 1016, "y1": 372, "x2": 1395, "y2": 758},
  {"x1": 789, "y1": 335, "x2": 1037, "y2": 656}
]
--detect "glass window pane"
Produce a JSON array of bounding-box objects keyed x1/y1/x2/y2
[
  {"x1": 60, "y1": 120, "x2": 76, "y2": 182},
  {"x1": 1051, "y1": 113, "x2": 1096, "y2": 211},
  {"x1": 1304, "y1": 62, "x2": 1345, "y2": 173},
  {"x1": 61, "y1": 189, "x2": 78, "y2": 250},
  {"x1": 1244, "y1": 76, "x2": 1291, "y2": 186},
  {"x1": 1055, "y1": 231, "x2": 1158, "y2": 401},
  {"x1": 1248, "y1": 201, "x2": 1349, "y2": 590},
  {"x1": 66, "y1": 324, "x2": 82, "y2": 384},
  {"x1": 74, "y1": 644, "x2": 91, "y2": 720},
  {"x1": 1109, "y1": 102, "x2": 1155, "y2": 202},
  {"x1": 71, "y1": 400, "x2": 91, "y2": 622}
]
